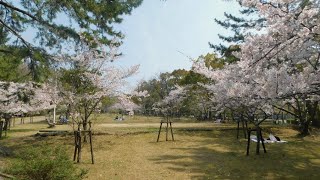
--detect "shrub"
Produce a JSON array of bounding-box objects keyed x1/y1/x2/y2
[{"x1": 6, "y1": 145, "x2": 87, "y2": 180}]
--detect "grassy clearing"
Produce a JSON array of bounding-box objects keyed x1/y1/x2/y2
[{"x1": 1, "y1": 114, "x2": 320, "y2": 179}]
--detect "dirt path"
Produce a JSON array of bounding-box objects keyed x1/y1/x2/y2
[{"x1": 98, "y1": 122, "x2": 219, "y2": 128}]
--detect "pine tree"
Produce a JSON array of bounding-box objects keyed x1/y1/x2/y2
[
  {"x1": 0, "y1": 0, "x2": 143, "y2": 51},
  {"x1": 210, "y1": 0, "x2": 265, "y2": 63},
  {"x1": 0, "y1": 0, "x2": 143, "y2": 81}
]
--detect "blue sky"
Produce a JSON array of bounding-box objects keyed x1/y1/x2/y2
[
  {"x1": 20, "y1": 0, "x2": 241, "y2": 88},
  {"x1": 114, "y1": 0, "x2": 241, "y2": 86}
]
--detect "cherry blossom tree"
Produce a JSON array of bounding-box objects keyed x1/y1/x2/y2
[
  {"x1": 153, "y1": 86, "x2": 187, "y2": 117},
  {"x1": 193, "y1": 61, "x2": 275, "y2": 126},
  {"x1": 0, "y1": 81, "x2": 55, "y2": 127},
  {"x1": 59, "y1": 37, "x2": 139, "y2": 130},
  {"x1": 194, "y1": 0, "x2": 320, "y2": 134},
  {"x1": 110, "y1": 90, "x2": 149, "y2": 119},
  {"x1": 238, "y1": 0, "x2": 320, "y2": 134}
]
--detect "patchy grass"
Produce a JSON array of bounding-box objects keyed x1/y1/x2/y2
[{"x1": 1, "y1": 114, "x2": 320, "y2": 179}]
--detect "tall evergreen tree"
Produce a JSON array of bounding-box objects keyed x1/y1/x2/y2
[
  {"x1": 0, "y1": 0, "x2": 143, "y2": 51},
  {"x1": 0, "y1": 0, "x2": 143, "y2": 81},
  {"x1": 210, "y1": 0, "x2": 265, "y2": 62}
]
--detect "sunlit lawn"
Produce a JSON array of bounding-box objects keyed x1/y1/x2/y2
[{"x1": 1, "y1": 114, "x2": 320, "y2": 179}]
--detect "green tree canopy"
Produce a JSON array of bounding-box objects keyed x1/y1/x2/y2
[
  {"x1": 0, "y1": 0, "x2": 143, "y2": 52},
  {"x1": 0, "y1": 0, "x2": 143, "y2": 81},
  {"x1": 210, "y1": 0, "x2": 264, "y2": 63}
]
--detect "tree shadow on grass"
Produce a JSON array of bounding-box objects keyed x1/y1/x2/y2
[{"x1": 149, "y1": 129, "x2": 320, "y2": 179}]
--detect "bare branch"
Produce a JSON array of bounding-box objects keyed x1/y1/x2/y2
[
  {"x1": 0, "y1": 1, "x2": 39, "y2": 22},
  {"x1": 0, "y1": 18, "x2": 32, "y2": 50}
]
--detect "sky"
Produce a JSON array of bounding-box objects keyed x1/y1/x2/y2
[
  {"x1": 114, "y1": 0, "x2": 241, "y2": 87},
  {"x1": 19, "y1": 0, "x2": 241, "y2": 89}
]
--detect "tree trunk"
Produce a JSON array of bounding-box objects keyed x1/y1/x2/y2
[
  {"x1": 82, "y1": 119, "x2": 88, "y2": 143},
  {"x1": 66, "y1": 104, "x2": 71, "y2": 120},
  {"x1": 307, "y1": 101, "x2": 320, "y2": 127},
  {"x1": 311, "y1": 106, "x2": 320, "y2": 127},
  {"x1": 300, "y1": 121, "x2": 310, "y2": 135},
  {"x1": 83, "y1": 122, "x2": 88, "y2": 130}
]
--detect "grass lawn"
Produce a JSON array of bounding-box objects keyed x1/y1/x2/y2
[{"x1": 1, "y1": 114, "x2": 320, "y2": 179}]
